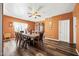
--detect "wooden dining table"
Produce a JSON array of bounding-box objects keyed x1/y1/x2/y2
[
  {"x1": 22, "y1": 33, "x2": 39, "y2": 38},
  {"x1": 22, "y1": 33, "x2": 39, "y2": 46}
]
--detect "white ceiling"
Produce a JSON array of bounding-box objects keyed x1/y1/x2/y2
[{"x1": 3, "y1": 3, "x2": 75, "y2": 22}]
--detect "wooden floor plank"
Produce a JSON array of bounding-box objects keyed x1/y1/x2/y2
[{"x1": 3, "y1": 39, "x2": 78, "y2": 56}]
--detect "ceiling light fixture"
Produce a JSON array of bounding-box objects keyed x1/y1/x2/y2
[{"x1": 27, "y1": 6, "x2": 43, "y2": 19}]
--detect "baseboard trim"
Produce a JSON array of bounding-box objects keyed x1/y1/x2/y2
[
  {"x1": 76, "y1": 49, "x2": 79, "y2": 55},
  {"x1": 45, "y1": 37, "x2": 59, "y2": 41},
  {"x1": 3, "y1": 38, "x2": 15, "y2": 42}
]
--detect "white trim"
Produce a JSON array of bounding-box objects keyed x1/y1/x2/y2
[
  {"x1": 73, "y1": 17, "x2": 76, "y2": 44},
  {"x1": 45, "y1": 37, "x2": 59, "y2": 41},
  {"x1": 76, "y1": 49, "x2": 79, "y2": 55}
]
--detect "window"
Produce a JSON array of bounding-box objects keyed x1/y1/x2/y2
[{"x1": 13, "y1": 22, "x2": 28, "y2": 33}]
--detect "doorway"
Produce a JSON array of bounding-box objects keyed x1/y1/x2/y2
[
  {"x1": 73, "y1": 17, "x2": 76, "y2": 44},
  {"x1": 59, "y1": 20, "x2": 70, "y2": 43}
]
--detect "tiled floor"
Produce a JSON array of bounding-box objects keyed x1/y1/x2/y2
[{"x1": 3, "y1": 38, "x2": 78, "y2": 56}]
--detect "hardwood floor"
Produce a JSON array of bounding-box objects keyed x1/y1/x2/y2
[
  {"x1": 0, "y1": 46, "x2": 2, "y2": 56},
  {"x1": 3, "y1": 38, "x2": 78, "y2": 56}
]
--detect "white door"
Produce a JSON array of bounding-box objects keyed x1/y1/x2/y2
[
  {"x1": 73, "y1": 17, "x2": 76, "y2": 44},
  {"x1": 59, "y1": 20, "x2": 70, "y2": 43}
]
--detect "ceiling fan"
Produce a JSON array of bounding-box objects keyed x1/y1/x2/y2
[{"x1": 27, "y1": 6, "x2": 43, "y2": 19}]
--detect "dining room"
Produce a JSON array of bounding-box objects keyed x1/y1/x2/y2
[
  {"x1": 3, "y1": 8, "x2": 45, "y2": 55},
  {"x1": 3, "y1": 3, "x2": 79, "y2": 56}
]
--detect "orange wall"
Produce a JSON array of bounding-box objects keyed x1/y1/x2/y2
[
  {"x1": 3, "y1": 15, "x2": 35, "y2": 38},
  {"x1": 43, "y1": 12, "x2": 73, "y2": 43},
  {"x1": 44, "y1": 18, "x2": 58, "y2": 39},
  {"x1": 74, "y1": 4, "x2": 79, "y2": 53}
]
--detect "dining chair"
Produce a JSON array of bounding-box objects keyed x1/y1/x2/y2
[
  {"x1": 22, "y1": 35, "x2": 31, "y2": 49},
  {"x1": 15, "y1": 32, "x2": 24, "y2": 48},
  {"x1": 15, "y1": 32, "x2": 19, "y2": 45},
  {"x1": 18, "y1": 33, "x2": 25, "y2": 48},
  {"x1": 39, "y1": 32, "x2": 45, "y2": 50},
  {"x1": 34, "y1": 32, "x2": 44, "y2": 49}
]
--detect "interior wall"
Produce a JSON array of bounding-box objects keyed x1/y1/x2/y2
[
  {"x1": 73, "y1": 3, "x2": 79, "y2": 53},
  {"x1": 43, "y1": 12, "x2": 73, "y2": 44},
  {"x1": 3, "y1": 15, "x2": 35, "y2": 39}
]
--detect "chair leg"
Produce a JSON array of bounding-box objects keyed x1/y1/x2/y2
[
  {"x1": 16, "y1": 40, "x2": 18, "y2": 47},
  {"x1": 28, "y1": 41, "x2": 30, "y2": 46},
  {"x1": 22, "y1": 40, "x2": 28, "y2": 49},
  {"x1": 24, "y1": 41, "x2": 27, "y2": 49},
  {"x1": 22, "y1": 40, "x2": 25, "y2": 48},
  {"x1": 33, "y1": 40, "x2": 34, "y2": 46},
  {"x1": 19, "y1": 40, "x2": 23, "y2": 48},
  {"x1": 25, "y1": 42, "x2": 28, "y2": 49}
]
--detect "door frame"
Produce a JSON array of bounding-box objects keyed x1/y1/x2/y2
[
  {"x1": 73, "y1": 16, "x2": 76, "y2": 44},
  {"x1": 58, "y1": 20, "x2": 70, "y2": 43}
]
